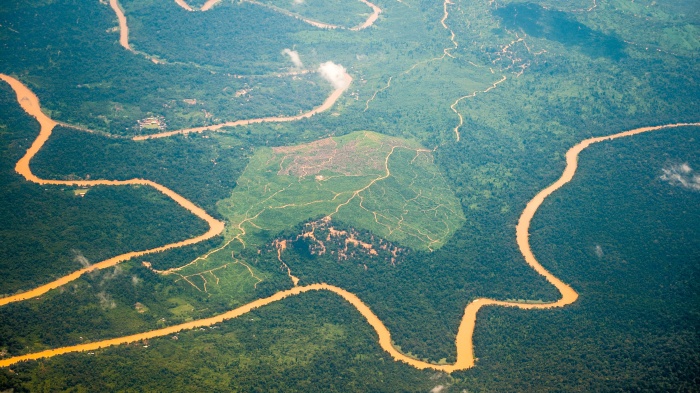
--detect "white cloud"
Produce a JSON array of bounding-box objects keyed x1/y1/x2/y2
[
  {"x1": 660, "y1": 163, "x2": 700, "y2": 191},
  {"x1": 293, "y1": 0, "x2": 304, "y2": 4},
  {"x1": 282, "y1": 48, "x2": 303, "y2": 68},
  {"x1": 318, "y1": 61, "x2": 350, "y2": 89}
]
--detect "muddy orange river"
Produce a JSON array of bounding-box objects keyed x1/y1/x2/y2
[
  {"x1": 180, "y1": 0, "x2": 381, "y2": 31},
  {"x1": 2, "y1": 71, "x2": 696, "y2": 370},
  {"x1": 352, "y1": 0, "x2": 382, "y2": 31},
  {"x1": 133, "y1": 72, "x2": 352, "y2": 140},
  {"x1": 106, "y1": 0, "x2": 354, "y2": 140},
  {"x1": 175, "y1": 0, "x2": 224, "y2": 12},
  {"x1": 109, "y1": 0, "x2": 130, "y2": 51},
  {"x1": 174, "y1": 0, "x2": 195, "y2": 12},
  {"x1": 0, "y1": 74, "x2": 225, "y2": 307}
]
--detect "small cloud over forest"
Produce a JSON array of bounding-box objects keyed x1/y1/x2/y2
[
  {"x1": 318, "y1": 61, "x2": 350, "y2": 89},
  {"x1": 282, "y1": 48, "x2": 303, "y2": 68},
  {"x1": 660, "y1": 163, "x2": 700, "y2": 191}
]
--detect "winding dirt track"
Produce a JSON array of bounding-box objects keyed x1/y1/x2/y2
[
  {"x1": 0, "y1": 74, "x2": 225, "y2": 307},
  {"x1": 1, "y1": 73, "x2": 695, "y2": 369}
]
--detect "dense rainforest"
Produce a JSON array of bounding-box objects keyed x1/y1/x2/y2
[
  {"x1": 0, "y1": 84, "x2": 208, "y2": 295},
  {"x1": 0, "y1": 0, "x2": 698, "y2": 391},
  {"x1": 3, "y1": 120, "x2": 696, "y2": 393}
]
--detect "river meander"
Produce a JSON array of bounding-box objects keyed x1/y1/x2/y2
[
  {"x1": 1, "y1": 0, "x2": 698, "y2": 374},
  {"x1": 1, "y1": 72, "x2": 697, "y2": 370}
]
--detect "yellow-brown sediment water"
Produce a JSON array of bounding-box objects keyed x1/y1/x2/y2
[
  {"x1": 1, "y1": 45, "x2": 698, "y2": 373},
  {"x1": 0, "y1": 74, "x2": 225, "y2": 307},
  {"x1": 132, "y1": 72, "x2": 352, "y2": 140}
]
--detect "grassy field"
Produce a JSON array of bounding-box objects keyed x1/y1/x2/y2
[
  {"x1": 166, "y1": 131, "x2": 464, "y2": 286},
  {"x1": 220, "y1": 131, "x2": 463, "y2": 249}
]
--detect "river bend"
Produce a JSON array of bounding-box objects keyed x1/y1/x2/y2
[{"x1": 1, "y1": 74, "x2": 694, "y2": 369}]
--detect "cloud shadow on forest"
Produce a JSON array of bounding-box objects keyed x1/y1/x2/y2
[{"x1": 493, "y1": 3, "x2": 627, "y2": 60}]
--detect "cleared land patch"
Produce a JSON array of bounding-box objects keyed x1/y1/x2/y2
[
  {"x1": 168, "y1": 131, "x2": 464, "y2": 283},
  {"x1": 222, "y1": 131, "x2": 464, "y2": 250}
]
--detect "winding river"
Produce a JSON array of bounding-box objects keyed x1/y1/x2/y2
[
  {"x1": 1, "y1": 72, "x2": 696, "y2": 369},
  {"x1": 106, "y1": 0, "x2": 354, "y2": 141},
  {"x1": 175, "y1": 0, "x2": 381, "y2": 31},
  {"x1": 132, "y1": 72, "x2": 352, "y2": 140},
  {"x1": 109, "y1": 0, "x2": 130, "y2": 52},
  {"x1": 0, "y1": 74, "x2": 225, "y2": 307},
  {"x1": 1, "y1": 0, "x2": 698, "y2": 375}
]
